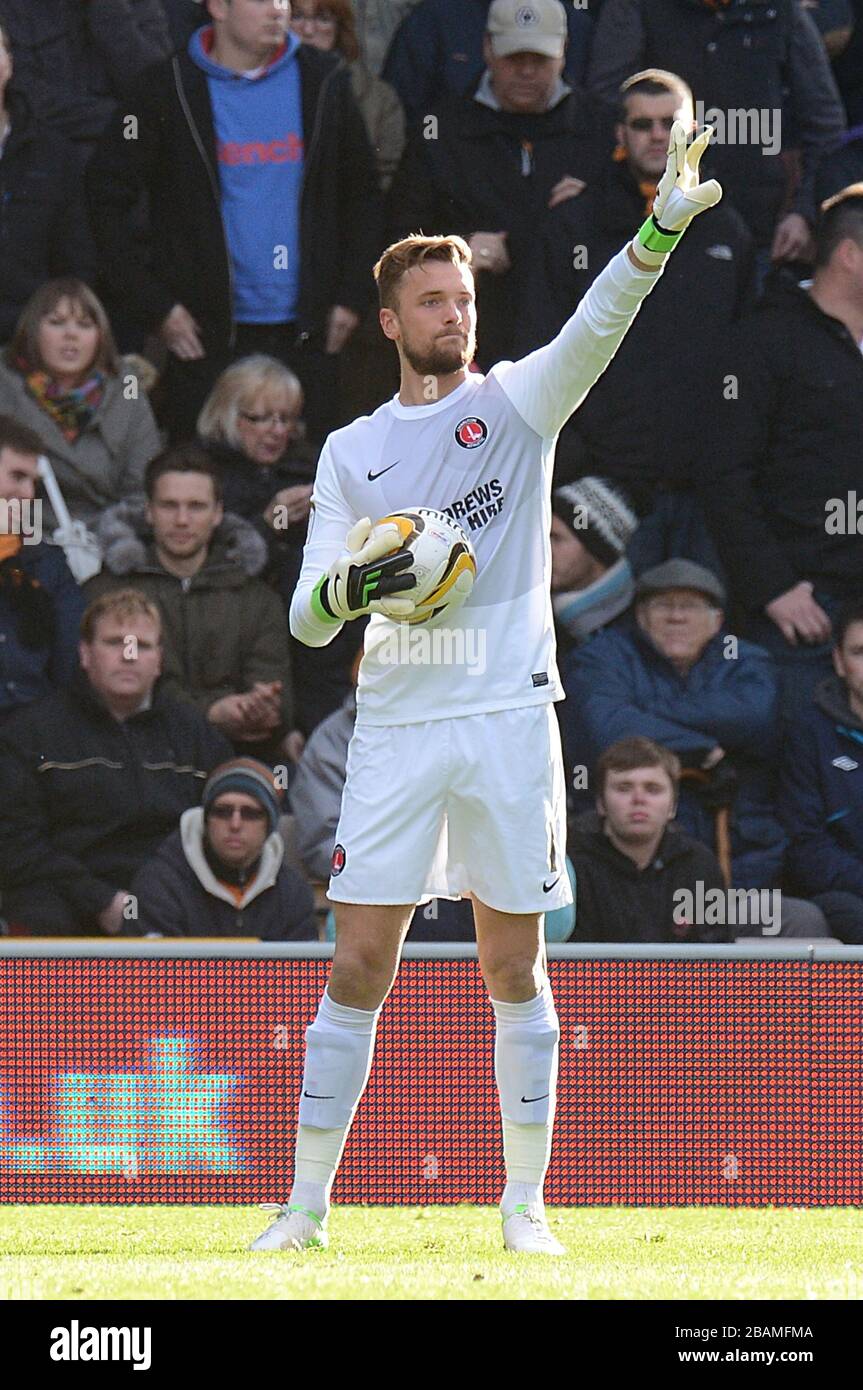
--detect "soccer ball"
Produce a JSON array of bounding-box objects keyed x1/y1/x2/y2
[{"x1": 372, "y1": 507, "x2": 477, "y2": 625}]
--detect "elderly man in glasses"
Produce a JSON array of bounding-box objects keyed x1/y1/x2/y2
[
  {"x1": 127, "y1": 757, "x2": 318, "y2": 939},
  {"x1": 568, "y1": 563, "x2": 777, "y2": 886},
  {"x1": 567, "y1": 558, "x2": 832, "y2": 936}
]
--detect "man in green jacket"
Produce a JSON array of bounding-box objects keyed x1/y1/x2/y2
[{"x1": 86, "y1": 443, "x2": 294, "y2": 756}]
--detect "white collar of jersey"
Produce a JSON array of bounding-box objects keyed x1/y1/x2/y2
[
  {"x1": 474, "y1": 69, "x2": 572, "y2": 114},
  {"x1": 388, "y1": 374, "x2": 478, "y2": 420}
]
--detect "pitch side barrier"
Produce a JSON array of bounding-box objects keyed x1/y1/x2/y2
[{"x1": 1, "y1": 942, "x2": 861, "y2": 1205}]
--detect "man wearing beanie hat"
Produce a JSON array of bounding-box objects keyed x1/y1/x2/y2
[
  {"x1": 551, "y1": 478, "x2": 638, "y2": 646},
  {"x1": 552, "y1": 478, "x2": 638, "y2": 775},
  {"x1": 127, "y1": 757, "x2": 317, "y2": 940}
]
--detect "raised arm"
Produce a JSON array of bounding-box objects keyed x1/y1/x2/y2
[{"x1": 497, "y1": 122, "x2": 722, "y2": 440}]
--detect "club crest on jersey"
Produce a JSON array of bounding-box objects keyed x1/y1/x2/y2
[
  {"x1": 454, "y1": 417, "x2": 488, "y2": 449},
  {"x1": 331, "y1": 844, "x2": 346, "y2": 875}
]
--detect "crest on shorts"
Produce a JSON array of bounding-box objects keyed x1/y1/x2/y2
[
  {"x1": 331, "y1": 843, "x2": 346, "y2": 875},
  {"x1": 454, "y1": 417, "x2": 488, "y2": 449}
]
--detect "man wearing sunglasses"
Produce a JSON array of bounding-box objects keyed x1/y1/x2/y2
[
  {"x1": 128, "y1": 756, "x2": 318, "y2": 938},
  {"x1": 517, "y1": 68, "x2": 754, "y2": 527}
]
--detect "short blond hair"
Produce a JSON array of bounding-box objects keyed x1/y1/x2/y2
[
  {"x1": 197, "y1": 354, "x2": 304, "y2": 448},
  {"x1": 9, "y1": 278, "x2": 120, "y2": 376},
  {"x1": 373, "y1": 234, "x2": 473, "y2": 310},
  {"x1": 81, "y1": 589, "x2": 162, "y2": 644}
]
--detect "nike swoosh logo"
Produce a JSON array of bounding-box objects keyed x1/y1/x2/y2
[
  {"x1": 367, "y1": 460, "x2": 401, "y2": 481},
  {"x1": 542, "y1": 876, "x2": 560, "y2": 893},
  {"x1": 521, "y1": 1093, "x2": 550, "y2": 1104},
  {"x1": 303, "y1": 1091, "x2": 335, "y2": 1100}
]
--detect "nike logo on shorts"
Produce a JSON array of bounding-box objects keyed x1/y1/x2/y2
[
  {"x1": 367, "y1": 460, "x2": 401, "y2": 481},
  {"x1": 521, "y1": 1093, "x2": 550, "y2": 1104},
  {"x1": 543, "y1": 875, "x2": 560, "y2": 892}
]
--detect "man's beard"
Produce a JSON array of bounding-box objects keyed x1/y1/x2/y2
[{"x1": 401, "y1": 329, "x2": 476, "y2": 377}]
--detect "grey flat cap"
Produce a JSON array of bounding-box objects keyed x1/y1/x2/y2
[{"x1": 635, "y1": 559, "x2": 725, "y2": 606}]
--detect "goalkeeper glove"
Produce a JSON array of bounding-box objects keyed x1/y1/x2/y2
[
  {"x1": 636, "y1": 121, "x2": 722, "y2": 266},
  {"x1": 311, "y1": 517, "x2": 417, "y2": 623}
]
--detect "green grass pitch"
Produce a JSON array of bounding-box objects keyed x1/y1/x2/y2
[{"x1": 2, "y1": 1206, "x2": 862, "y2": 1300}]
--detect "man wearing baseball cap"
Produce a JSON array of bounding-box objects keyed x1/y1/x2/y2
[
  {"x1": 486, "y1": 0, "x2": 568, "y2": 60},
  {"x1": 383, "y1": 0, "x2": 594, "y2": 121},
  {"x1": 128, "y1": 757, "x2": 317, "y2": 939},
  {"x1": 551, "y1": 476, "x2": 639, "y2": 779},
  {"x1": 388, "y1": 0, "x2": 610, "y2": 367}
]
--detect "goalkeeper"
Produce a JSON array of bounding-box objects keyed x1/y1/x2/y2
[{"x1": 251, "y1": 121, "x2": 722, "y2": 1255}]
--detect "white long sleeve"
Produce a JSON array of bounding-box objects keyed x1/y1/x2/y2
[{"x1": 289, "y1": 439, "x2": 351, "y2": 647}]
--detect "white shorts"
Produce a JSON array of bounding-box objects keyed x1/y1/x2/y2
[{"x1": 328, "y1": 703, "x2": 572, "y2": 914}]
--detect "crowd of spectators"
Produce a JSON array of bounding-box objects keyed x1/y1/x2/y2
[{"x1": 0, "y1": 0, "x2": 862, "y2": 945}]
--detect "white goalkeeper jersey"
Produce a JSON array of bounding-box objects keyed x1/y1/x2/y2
[{"x1": 290, "y1": 246, "x2": 663, "y2": 727}]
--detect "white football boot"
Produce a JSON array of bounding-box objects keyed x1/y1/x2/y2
[
  {"x1": 249, "y1": 1203, "x2": 328, "y2": 1252},
  {"x1": 502, "y1": 1203, "x2": 566, "y2": 1256}
]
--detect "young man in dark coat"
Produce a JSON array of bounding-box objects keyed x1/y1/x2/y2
[
  {"x1": 85, "y1": 0, "x2": 383, "y2": 441},
  {"x1": 129, "y1": 757, "x2": 317, "y2": 939},
  {"x1": 570, "y1": 735, "x2": 731, "y2": 943},
  {"x1": 586, "y1": 0, "x2": 845, "y2": 261},
  {"x1": 0, "y1": 588, "x2": 231, "y2": 935},
  {"x1": 517, "y1": 69, "x2": 754, "y2": 515}
]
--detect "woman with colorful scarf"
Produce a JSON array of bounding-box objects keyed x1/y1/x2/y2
[{"x1": 0, "y1": 278, "x2": 160, "y2": 529}]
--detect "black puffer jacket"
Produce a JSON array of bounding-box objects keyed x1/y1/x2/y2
[
  {"x1": 0, "y1": 673, "x2": 231, "y2": 919},
  {"x1": 0, "y1": 0, "x2": 173, "y2": 144},
  {"x1": 516, "y1": 157, "x2": 755, "y2": 504},
  {"x1": 0, "y1": 91, "x2": 95, "y2": 340},
  {"x1": 700, "y1": 274, "x2": 863, "y2": 612},
  {"x1": 85, "y1": 44, "x2": 383, "y2": 352}
]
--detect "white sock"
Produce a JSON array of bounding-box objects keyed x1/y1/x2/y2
[
  {"x1": 491, "y1": 983, "x2": 559, "y2": 1217},
  {"x1": 501, "y1": 1176, "x2": 544, "y2": 1215},
  {"x1": 288, "y1": 989, "x2": 380, "y2": 1221}
]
